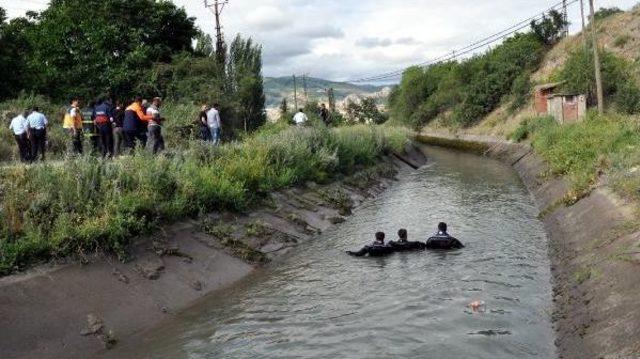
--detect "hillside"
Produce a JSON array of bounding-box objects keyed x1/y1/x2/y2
[
  {"x1": 445, "y1": 4, "x2": 640, "y2": 137},
  {"x1": 264, "y1": 76, "x2": 388, "y2": 108}
]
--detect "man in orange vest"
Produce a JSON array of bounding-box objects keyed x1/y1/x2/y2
[
  {"x1": 63, "y1": 98, "x2": 84, "y2": 154},
  {"x1": 123, "y1": 96, "x2": 153, "y2": 151}
]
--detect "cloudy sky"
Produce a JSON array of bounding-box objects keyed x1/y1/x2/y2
[{"x1": 2, "y1": 0, "x2": 638, "y2": 82}]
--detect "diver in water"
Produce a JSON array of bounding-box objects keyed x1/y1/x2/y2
[
  {"x1": 347, "y1": 232, "x2": 394, "y2": 257},
  {"x1": 425, "y1": 222, "x2": 465, "y2": 250},
  {"x1": 389, "y1": 229, "x2": 426, "y2": 251}
]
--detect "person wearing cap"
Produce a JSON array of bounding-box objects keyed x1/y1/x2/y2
[{"x1": 9, "y1": 110, "x2": 31, "y2": 162}]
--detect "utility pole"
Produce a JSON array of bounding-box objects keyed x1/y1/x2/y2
[
  {"x1": 293, "y1": 75, "x2": 298, "y2": 110},
  {"x1": 302, "y1": 74, "x2": 308, "y2": 106},
  {"x1": 589, "y1": 0, "x2": 604, "y2": 114},
  {"x1": 204, "y1": 0, "x2": 229, "y2": 65},
  {"x1": 580, "y1": 0, "x2": 588, "y2": 51},
  {"x1": 563, "y1": 0, "x2": 569, "y2": 37}
]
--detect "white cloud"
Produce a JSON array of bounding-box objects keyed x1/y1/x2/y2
[{"x1": 3, "y1": 0, "x2": 639, "y2": 82}]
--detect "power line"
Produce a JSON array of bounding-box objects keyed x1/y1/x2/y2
[{"x1": 349, "y1": 0, "x2": 578, "y2": 83}]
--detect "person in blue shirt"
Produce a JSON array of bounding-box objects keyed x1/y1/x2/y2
[
  {"x1": 9, "y1": 110, "x2": 31, "y2": 162},
  {"x1": 93, "y1": 97, "x2": 114, "y2": 158},
  {"x1": 26, "y1": 107, "x2": 48, "y2": 161}
]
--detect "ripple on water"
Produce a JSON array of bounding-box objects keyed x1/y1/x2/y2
[{"x1": 112, "y1": 147, "x2": 556, "y2": 359}]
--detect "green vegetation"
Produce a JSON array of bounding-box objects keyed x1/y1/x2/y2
[
  {"x1": 614, "y1": 34, "x2": 632, "y2": 48},
  {"x1": 593, "y1": 7, "x2": 623, "y2": 21},
  {"x1": 0, "y1": 1, "x2": 265, "y2": 136},
  {"x1": 388, "y1": 11, "x2": 566, "y2": 130},
  {"x1": 558, "y1": 48, "x2": 640, "y2": 114},
  {"x1": 511, "y1": 113, "x2": 640, "y2": 202},
  {"x1": 0, "y1": 124, "x2": 409, "y2": 274}
]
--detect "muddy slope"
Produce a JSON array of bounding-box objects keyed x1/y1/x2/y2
[
  {"x1": 418, "y1": 133, "x2": 640, "y2": 359},
  {"x1": 0, "y1": 147, "x2": 426, "y2": 359}
]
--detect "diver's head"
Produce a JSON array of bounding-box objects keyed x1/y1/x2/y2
[
  {"x1": 398, "y1": 228, "x2": 408, "y2": 240},
  {"x1": 438, "y1": 222, "x2": 448, "y2": 233},
  {"x1": 375, "y1": 231, "x2": 385, "y2": 244}
]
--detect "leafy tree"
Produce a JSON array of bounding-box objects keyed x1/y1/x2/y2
[
  {"x1": 346, "y1": 97, "x2": 386, "y2": 124},
  {"x1": 227, "y1": 36, "x2": 265, "y2": 132},
  {"x1": 194, "y1": 32, "x2": 215, "y2": 58},
  {"x1": 530, "y1": 10, "x2": 567, "y2": 46},
  {"x1": 0, "y1": 8, "x2": 33, "y2": 101},
  {"x1": 593, "y1": 7, "x2": 623, "y2": 21},
  {"x1": 560, "y1": 48, "x2": 640, "y2": 112},
  {"x1": 23, "y1": 0, "x2": 198, "y2": 101}
]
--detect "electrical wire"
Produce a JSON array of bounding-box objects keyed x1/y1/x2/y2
[{"x1": 349, "y1": 0, "x2": 578, "y2": 83}]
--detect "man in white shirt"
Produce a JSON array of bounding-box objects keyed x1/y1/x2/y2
[
  {"x1": 26, "y1": 107, "x2": 48, "y2": 161},
  {"x1": 293, "y1": 109, "x2": 308, "y2": 126},
  {"x1": 206, "y1": 103, "x2": 222, "y2": 146},
  {"x1": 9, "y1": 110, "x2": 31, "y2": 162},
  {"x1": 146, "y1": 97, "x2": 165, "y2": 154}
]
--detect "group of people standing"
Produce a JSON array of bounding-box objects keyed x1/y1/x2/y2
[
  {"x1": 8, "y1": 107, "x2": 49, "y2": 162},
  {"x1": 7, "y1": 96, "x2": 168, "y2": 162},
  {"x1": 292, "y1": 103, "x2": 331, "y2": 127},
  {"x1": 197, "y1": 103, "x2": 222, "y2": 145}
]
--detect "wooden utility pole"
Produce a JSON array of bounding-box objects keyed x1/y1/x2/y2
[
  {"x1": 563, "y1": 0, "x2": 569, "y2": 37},
  {"x1": 204, "y1": 0, "x2": 228, "y2": 65},
  {"x1": 589, "y1": 0, "x2": 604, "y2": 114},
  {"x1": 293, "y1": 75, "x2": 298, "y2": 110},
  {"x1": 580, "y1": 0, "x2": 588, "y2": 51},
  {"x1": 302, "y1": 74, "x2": 308, "y2": 106}
]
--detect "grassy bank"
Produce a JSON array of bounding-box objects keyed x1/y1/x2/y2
[
  {"x1": 511, "y1": 113, "x2": 640, "y2": 202},
  {"x1": 0, "y1": 123, "x2": 409, "y2": 274}
]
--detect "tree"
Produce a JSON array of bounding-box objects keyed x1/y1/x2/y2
[
  {"x1": 227, "y1": 35, "x2": 265, "y2": 132},
  {"x1": 194, "y1": 32, "x2": 215, "y2": 58},
  {"x1": 327, "y1": 88, "x2": 336, "y2": 113},
  {"x1": 346, "y1": 97, "x2": 386, "y2": 124},
  {"x1": 530, "y1": 10, "x2": 568, "y2": 46},
  {"x1": 23, "y1": 0, "x2": 198, "y2": 101},
  {"x1": 0, "y1": 8, "x2": 33, "y2": 101}
]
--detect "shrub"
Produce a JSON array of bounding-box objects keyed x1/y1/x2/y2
[
  {"x1": 509, "y1": 116, "x2": 556, "y2": 142},
  {"x1": 0, "y1": 124, "x2": 409, "y2": 274}
]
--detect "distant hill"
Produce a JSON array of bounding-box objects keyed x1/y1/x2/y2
[{"x1": 263, "y1": 76, "x2": 387, "y2": 108}]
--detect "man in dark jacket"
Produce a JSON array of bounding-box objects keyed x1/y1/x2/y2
[
  {"x1": 123, "y1": 96, "x2": 152, "y2": 151},
  {"x1": 347, "y1": 232, "x2": 394, "y2": 257},
  {"x1": 426, "y1": 223, "x2": 465, "y2": 250},
  {"x1": 112, "y1": 100, "x2": 125, "y2": 156},
  {"x1": 93, "y1": 97, "x2": 114, "y2": 158},
  {"x1": 389, "y1": 229, "x2": 426, "y2": 251}
]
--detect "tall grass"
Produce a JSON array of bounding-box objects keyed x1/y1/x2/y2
[
  {"x1": 511, "y1": 113, "x2": 640, "y2": 201},
  {"x1": 0, "y1": 124, "x2": 409, "y2": 274}
]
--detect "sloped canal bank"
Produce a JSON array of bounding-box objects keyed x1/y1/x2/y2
[{"x1": 106, "y1": 146, "x2": 555, "y2": 359}]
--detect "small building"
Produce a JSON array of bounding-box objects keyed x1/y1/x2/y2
[
  {"x1": 547, "y1": 94, "x2": 587, "y2": 124},
  {"x1": 533, "y1": 81, "x2": 586, "y2": 124},
  {"x1": 534, "y1": 82, "x2": 564, "y2": 115}
]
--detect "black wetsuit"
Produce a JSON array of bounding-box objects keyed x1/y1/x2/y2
[
  {"x1": 425, "y1": 232, "x2": 465, "y2": 250},
  {"x1": 389, "y1": 240, "x2": 426, "y2": 251},
  {"x1": 347, "y1": 243, "x2": 394, "y2": 257}
]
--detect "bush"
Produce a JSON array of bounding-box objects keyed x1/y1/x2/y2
[
  {"x1": 509, "y1": 116, "x2": 556, "y2": 142},
  {"x1": 0, "y1": 124, "x2": 409, "y2": 274},
  {"x1": 389, "y1": 32, "x2": 546, "y2": 129}
]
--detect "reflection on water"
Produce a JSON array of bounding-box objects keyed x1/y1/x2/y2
[{"x1": 113, "y1": 146, "x2": 555, "y2": 359}]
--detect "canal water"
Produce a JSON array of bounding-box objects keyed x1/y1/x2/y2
[{"x1": 114, "y1": 146, "x2": 555, "y2": 358}]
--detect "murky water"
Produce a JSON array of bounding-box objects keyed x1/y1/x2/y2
[{"x1": 114, "y1": 146, "x2": 555, "y2": 358}]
